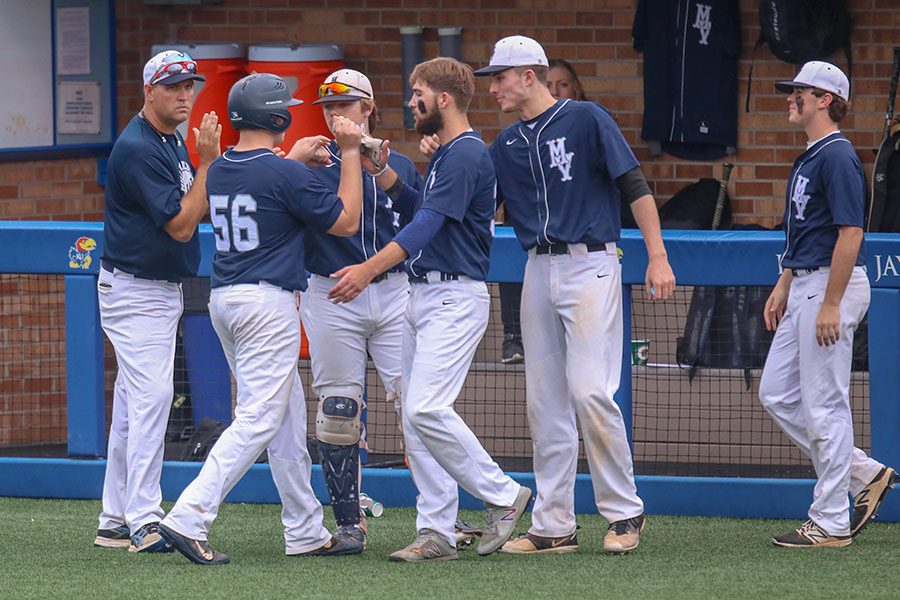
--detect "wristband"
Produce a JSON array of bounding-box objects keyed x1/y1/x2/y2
[{"x1": 386, "y1": 177, "x2": 405, "y2": 199}]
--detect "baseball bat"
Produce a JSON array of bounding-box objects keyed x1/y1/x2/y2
[
  {"x1": 882, "y1": 47, "x2": 900, "y2": 142},
  {"x1": 711, "y1": 162, "x2": 734, "y2": 231}
]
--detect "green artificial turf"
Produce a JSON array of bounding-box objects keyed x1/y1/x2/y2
[{"x1": 1, "y1": 497, "x2": 898, "y2": 599}]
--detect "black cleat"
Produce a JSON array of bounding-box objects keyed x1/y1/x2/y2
[
  {"x1": 94, "y1": 525, "x2": 130, "y2": 548},
  {"x1": 158, "y1": 523, "x2": 230, "y2": 565},
  {"x1": 128, "y1": 522, "x2": 174, "y2": 553}
]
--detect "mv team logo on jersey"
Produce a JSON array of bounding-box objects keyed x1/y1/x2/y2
[
  {"x1": 792, "y1": 174, "x2": 811, "y2": 220},
  {"x1": 692, "y1": 3, "x2": 712, "y2": 46},
  {"x1": 546, "y1": 137, "x2": 574, "y2": 182}
]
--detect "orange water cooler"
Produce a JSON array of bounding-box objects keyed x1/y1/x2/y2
[
  {"x1": 246, "y1": 44, "x2": 344, "y2": 151},
  {"x1": 152, "y1": 43, "x2": 247, "y2": 166}
]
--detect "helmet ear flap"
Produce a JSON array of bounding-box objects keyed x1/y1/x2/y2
[{"x1": 270, "y1": 112, "x2": 292, "y2": 133}]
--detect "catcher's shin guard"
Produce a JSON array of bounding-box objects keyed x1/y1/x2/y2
[{"x1": 319, "y1": 441, "x2": 361, "y2": 526}]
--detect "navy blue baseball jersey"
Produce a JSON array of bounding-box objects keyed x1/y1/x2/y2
[
  {"x1": 208, "y1": 149, "x2": 344, "y2": 291},
  {"x1": 102, "y1": 115, "x2": 200, "y2": 281},
  {"x1": 632, "y1": 0, "x2": 741, "y2": 160},
  {"x1": 781, "y1": 132, "x2": 866, "y2": 269},
  {"x1": 406, "y1": 131, "x2": 495, "y2": 281},
  {"x1": 305, "y1": 142, "x2": 422, "y2": 276},
  {"x1": 490, "y1": 99, "x2": 639, "y2": 250}
]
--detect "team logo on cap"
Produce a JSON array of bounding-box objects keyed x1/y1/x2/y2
[{"x1": 68, "y1": 236, "x2": 97, "y2": 270}]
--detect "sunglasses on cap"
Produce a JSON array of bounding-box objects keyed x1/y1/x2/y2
[
  {"x1": 317, "y1": 81, "x2": 370, "y2": 99},
  {"x1": 149, "y1": 60, "x2": 198, "y2": 86}
]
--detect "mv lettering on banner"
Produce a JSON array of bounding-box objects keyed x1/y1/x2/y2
[
  {"x1": 547, "y1": 137, "x2": 574, "y2": 182},
  {"x1": 693, "y1": 3, "x2": 712, "y2": 46}
]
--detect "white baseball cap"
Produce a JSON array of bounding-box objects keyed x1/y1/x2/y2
[
  {"x1": 143, "y1": 49, "x2": 205, "y2": 86},
  {"x1": 474, "y1": 35, "x2": 549, "y2": 76},
  {"x1": 313, "y1": 69, "x2": 374, "y2": 104},
  {"x1": 774, "y1": 60, "x2": 850, "y2": 101}
]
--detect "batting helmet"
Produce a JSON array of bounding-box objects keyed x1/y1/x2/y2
[{"x1": 227, "y1": 73, "x2": 302, "y2": 134}]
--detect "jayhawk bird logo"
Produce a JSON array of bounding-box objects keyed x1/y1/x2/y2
[{"x1": 68, "y1": 236, "x2": 96, "y2": 269}]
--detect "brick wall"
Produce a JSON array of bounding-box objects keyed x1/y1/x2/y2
[
  {"x1": 0, "y1": 276, "x2": 67, "y2": 447},
  {"x1": 111, "y1": 0, "x2": 898, "y2": 228}
]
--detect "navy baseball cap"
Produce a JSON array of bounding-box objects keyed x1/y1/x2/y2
[
  {"x1": 143, "y1": 50, "x2": 205, "y2": 86},
  {"x1": 474, "y1": 35, "x2": 549, "y2": 76}
]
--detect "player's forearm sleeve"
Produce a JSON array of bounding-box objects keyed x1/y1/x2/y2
[
  {"x1": 393, "y1": 207, "x2": 446, "y2": 256},
  {"x1": 387, "y1": 179, "x2": 419, "y2": 222},
  {"x1": 615, "y1": 167, "x2": 653, "y2": 204}
]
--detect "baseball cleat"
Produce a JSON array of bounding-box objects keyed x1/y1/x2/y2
[
  {"x1": 389, "y1": 529, "x2": 459, "y2": 562},
  {"x1": 455, "y1": 519, "x2": 483, "y2": 547},
  {"x1": 501, "y1": 334, "x2": 524, "y2": 365},
  {"x1": 94, "y1": 525, "x2": 131, "y2": 548},
  {"x1": 334, "y1": 525, "x2": 366, "y2": 553},
  {"x1": 478, "y1": 485, "x2": 532, "y2": 556},
  {"x1": 772, "y1": 520, "x2": 851, "y2": 548},
  {"x1": 293, "y1": 532, "x2": 364, "y2": 557},
  {"x1": 128, "y1": 522, "x2": 174, "y2": 553},
  {"x1": 603, "y1": 514, "x2": 645, "y2": 554},
  {"x1": 157, "y1": 523, "x2": 230, "y2": 564},
  {"x1": 850, "y1": 466, "x2": 896, "y2": 537},
  {"x1": 500, "y1": 531, "x2": 579, "y2": 554}
]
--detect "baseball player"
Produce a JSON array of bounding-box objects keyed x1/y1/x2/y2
[
  {"x1": 328, "y1": 57, "x2": 532, "y2": 562},
  {"x1": 157, "y1": 73, "x2": 365, "y2": 564},
  {"x1": 94, "y1": 50, "x2": 220, "y2": 553},
  {"x1": 762, "y1": 61, "x2": 895, "y2": 548},
  {"x1": 492, "y1": 58, "x2": 588, "y2": 367},
  {"x1": 474, "y1": 35, "x2": 675, "y2": 555},
  {"x1": 299, "y1": 68, "x2": 423, "y2": 552}
]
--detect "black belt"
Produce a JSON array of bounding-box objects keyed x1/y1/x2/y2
[
  {"x1": 535, "y1": 243, "x2": 607, "y2": 255},
  {"x1": 791, "y1": 267, "x2": 820, "y2": 276},
  {"x1": 101, "y1": 259, "x2": 180, "y2": 284},
  {"x1": 409, "y1": 272, "x2": 460, "y2": 284},
  {"x1": 371, "y1": 272, "x2": 389, "y2": 283}
]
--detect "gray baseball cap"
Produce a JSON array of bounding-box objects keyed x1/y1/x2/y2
[{"x1": 774, "y1": 60, "x2": 849, "y2": 101}]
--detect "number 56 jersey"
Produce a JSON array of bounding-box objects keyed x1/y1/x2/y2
[{"x1": 207, "y1": 149, "x2": 345, "y2": 292}]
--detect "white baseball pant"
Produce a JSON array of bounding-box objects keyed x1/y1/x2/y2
[
  {"x1": 97, "y1": 265, "x2": 181, "y2": 533},
  {"x1": 521, "y1": 243, "x2": 643, "y2": 538},
  {"x1": 161, "y1": 282, "x2": 330, "y2": 554},
  {"x1": 759, "y1": 266, "x2": 882, "y2": 536},
  {"x1": 402, "y1": 277, "x2": 521, "y2": 546},
  {"x1": 300, "y1": 272, "x2": 408, "y2": 407}
]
